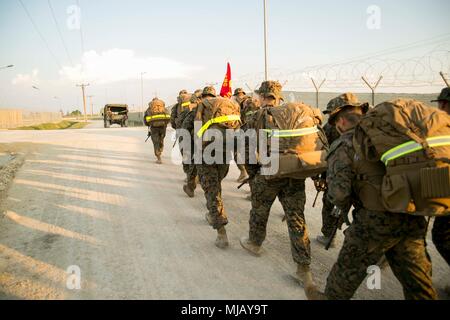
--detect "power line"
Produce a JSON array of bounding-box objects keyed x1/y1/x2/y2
[
  {"x1": 18, "y1": 0, "x2": 63, "y2": 70},
  {"x1": 47, "y1": 0, "x2": 74, "y2": 67},
  {"x1": 76, "y1": 0, "x2": 86, "y2": 56}
]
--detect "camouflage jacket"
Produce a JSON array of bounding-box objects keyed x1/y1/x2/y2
[
  {"x1": 324, "y1": 122, "x2": 340, "y2": 146},
  {"x1": 244, "y1": 104, "x2": 277, "y2": 178},
  {"x1": 326, "y1": 129, "x2": 357, "y2": 210},
  {"x1": 180, "y1": 107, "x2": 196, "y2": 136},
  {"x1": 170, "y1": 103, "x2": 179, "y2": 129}
]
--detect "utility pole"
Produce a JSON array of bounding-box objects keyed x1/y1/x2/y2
[
  {"x1": 263, "y1": 0, "x2": 269, "y2": 81},
  {"x1": 87, "y1": 95, "x2": 94, "y2": 117},
  {"x1": 76, "y1": 83, "x2": 90, "y2": 122}
]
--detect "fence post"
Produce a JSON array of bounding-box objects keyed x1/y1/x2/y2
[
  {"x1": 362, "y1": 76, "x2": 383, "y2": 106},
  {"x1": 311, "y1": 78, "x2": 326, "y2": 108},
  {"x1": 440, "y1": 72, "x2": 450, "y2": 87}
]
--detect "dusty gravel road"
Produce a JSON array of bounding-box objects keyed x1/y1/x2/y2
[{"x1": 0, "y1": 121, "x2": 448, "y2": 300}]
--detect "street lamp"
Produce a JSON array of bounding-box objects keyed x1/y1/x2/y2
[
  {"x1": 54, "y1": 96, "x2": 63, "y2": 115},
  {"x1": 0, "y1": 65, "x2": 14, "y2": 70},
  {"x1": 263, "y1": 0, "x2": 268, "y2": 81}
]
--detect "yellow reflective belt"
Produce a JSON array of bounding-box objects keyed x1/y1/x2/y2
[
  {"x1": 263, "y1": 126, "x2": 319, "y2": 138},
  {"x1": 146, "y1": 114, "x2": 171, "y2": 122},
  {"x1": 181, "y1": 102, "x2": 190, "y2": 108},
  {"x1": 196, "y1": 115, "x2": 241, "y2": 138},
  {"x1": 381, "y1": 135, "x2": 450, "y2": 165}
]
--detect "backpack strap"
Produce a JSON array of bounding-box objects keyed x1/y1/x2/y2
[{"x1": 397, "y1": 104, "x2": 436, "y2": 159}]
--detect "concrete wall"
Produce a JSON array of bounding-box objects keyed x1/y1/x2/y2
[
  {"x1": 0, "y1": 109, "x2": 62, "y2": 129},
  {"x1": 127, "y1": 112, "x2": 145, "y2": 127},
  {"x1": 283, "y1": 91, "x2": 437, "y2": 111}
]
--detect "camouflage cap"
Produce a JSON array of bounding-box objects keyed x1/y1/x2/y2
[
  {"x1": 194, "y1": 89, "x2": 203, "y2": 98},
  {"x1": 202, "y1": 86, "x2": 216, "y2": 98},
  {"x1": 325, "y1": 93, "x2": 369, "y2": 125},
  {"x1": 233, "y1": 88, "x2": 246, "y2": 96},
  {"x1": 179, "y1": 89, "x2": 188, "y2": 96},
  {"x1": 255, "y1": 81, "x2": 283, "y2": 99},
  {"x1": 431, "y1": 87, "x2": 450, "y2": 103}
]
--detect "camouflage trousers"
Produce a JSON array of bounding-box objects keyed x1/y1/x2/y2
[
  {"x1": 150, "y1": 126, "x2": 166, "y2": 157},
  {"x1": 197, "y1": 164, "x2": 230, "y2": 230},
  {"x1": 432, "y1": 216, "x2": 450, "y2": 265},
  {"x1": 249, "y1": 175, "x2": 310, "y2": 266},
  {"x1": 233, "y1": 137, "x2": 246, "y2": 173},
  {"x1": 325, "y1": 209, "x2": 436, "y2": 300},
  {"x1": 186, "y1": 164, "x2": 198, "y2": 190},
  {"x1": 321, "y1": 189, "x2": 336, "y2": 238}
]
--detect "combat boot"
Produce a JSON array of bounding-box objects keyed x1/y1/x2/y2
[
  {"x1": 240, "y1": 237, "x2": 262, "y2": 257},
  {"x1": 295, "y1": 264, "x2": 316, "y2": 289},
  {"x1": 215, "y1": 227, "x2": 229, "y2": 249},
  {"x1": 316, "y1": 235, "x2": 336, "y2": 249},
  {"x1": 236, "y1": 168, "x2": 249, "y2": 183},
  {"x1": 445, "y1": 285, "x2": 450, "y2": 297},
  {"x1": 156, "y1": 155, "x2": 162, "y2": 164},
  {"x1": 377, "y1": 255, "x2": 389, "y2": 270},
  {"x1": 304, "y1": 284, "x2": 327, "y2": 300},
  {"x1": 205, "y1": 212, "x2": 214, "y2": 226},
  {"x1": 183, "y1": 185, "x2": 195, "y2": 198}
]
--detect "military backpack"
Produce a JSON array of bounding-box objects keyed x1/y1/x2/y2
[
  {"x1": 195, "y1": 97, "x2": 241, "y2": 138},
  {"x1": 354, "y1": 99, "x2": 450, "y2": 216},
  {"x1": 145, "y1": 99, "x2": 170, "y2": 127},
  {"x1": 256, "y1": 102, "x2": 329, "y2": 180}
]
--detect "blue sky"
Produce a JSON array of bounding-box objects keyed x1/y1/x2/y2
[{"x1": 0, "y1": 0, "x2": 449, "y2": 112}]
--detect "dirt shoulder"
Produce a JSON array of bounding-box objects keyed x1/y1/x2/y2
[{"x1": 0, "y1": 143, "x2": 39, "y2": 212}]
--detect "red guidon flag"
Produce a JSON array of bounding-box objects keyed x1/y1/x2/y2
[{"x1": 220, "y1": 63, "x2": 232, "y2": 98}]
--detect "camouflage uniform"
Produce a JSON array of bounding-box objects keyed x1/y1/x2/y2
[
  {"x1": 245, "y1": 81, "x2": 311, "y2": 266},
  {"x1": 180, "y1": 93, "x2": 202, "y2": 194},
  {"x1": 320, "y1": 122, "x2": 340, "y2": 238},
  {"x1": 144, "y1": 99, "x2": 168, "y2": 160},
  {"x1": 171, "y1": 90, "x2": 194, "y2": 175},
  {"x1": 431, "y1": 87, "x2": 450, "y2": 266},
  {"x1": 232, "y1": 88, "x2": 249, "y2": 179},
  {"x1": 324, "y1": 94, "x2": 436, "y2": 300},
  {"x1": 150, "y1": 127, "x2": 166, "y2": 158},
  {"x1": 185, "y1": 87, "x2": 230, "y2": 230}
]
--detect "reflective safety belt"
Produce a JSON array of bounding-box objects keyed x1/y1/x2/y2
[
  {"x1": 381, "y1": 135, "x2": 450, "y2": 165},
  {"x1": 196, "y1": 115, "x2": 241, "y2": 138},
  {"x1": 263, "y1": 126, "x2": 319, "y2": 138},
  {"x1": 145, "y1": 114, "x2": 171, "y2": 122}
]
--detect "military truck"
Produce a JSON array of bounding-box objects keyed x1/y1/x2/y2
[{"x1": 103, "y1": 104, "x2": 129, "y2": 128}]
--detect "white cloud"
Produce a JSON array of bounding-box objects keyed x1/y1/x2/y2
[
  {"x1": 12, "y1": 69, "x2": 39, "y2": 85},
  {"x1": 59, "y1": 49, "x2": 200, "y2": 84}
]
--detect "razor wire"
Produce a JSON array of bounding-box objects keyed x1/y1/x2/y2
[{"x1": 236, "y1": 40, "x2": 450, "y2": 91}]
